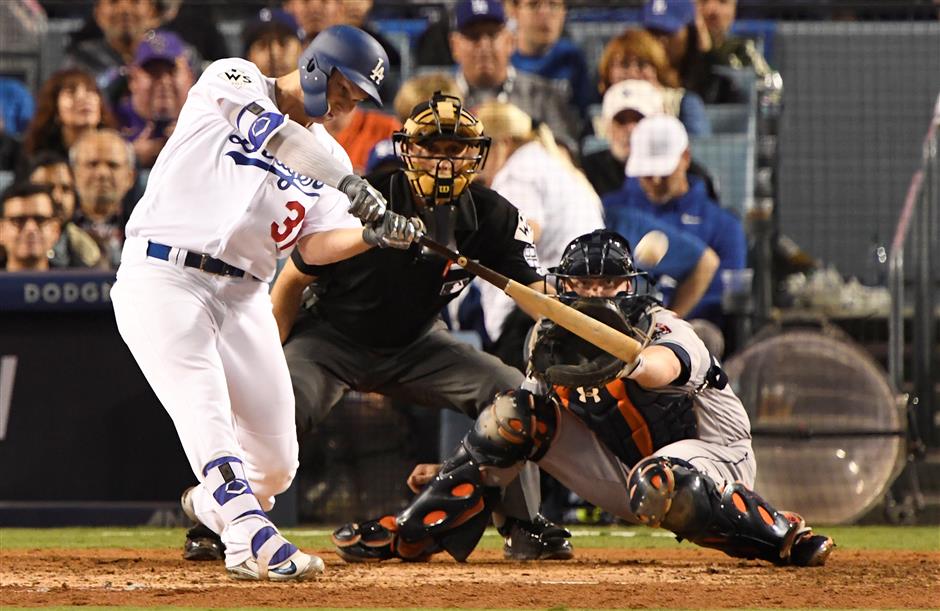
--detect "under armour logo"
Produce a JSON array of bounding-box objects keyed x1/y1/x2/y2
[
  {"x1": 370, "y1": 57, "x2": 385, "y2": 85},
  {"x1": 576, "y1": 387, "x2": 601, "y2": 403}
]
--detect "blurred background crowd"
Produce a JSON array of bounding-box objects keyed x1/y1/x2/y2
[{"x1": 0, "y1": 0, "x2": 938, "y2": 526}]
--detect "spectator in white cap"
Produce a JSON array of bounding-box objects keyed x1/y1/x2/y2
[
  {"x1": 582, "y1": 79, "x2": 663, "y2": 198},
  {"x1": 583, "y1": 79, "x2": 718, "y2": 201},
  {"x1": 601, "y1": 115, "x2": 746, "y2": 332}
]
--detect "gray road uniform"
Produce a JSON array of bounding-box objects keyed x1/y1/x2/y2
[{"x1": 526, "y1": 305, "x2": 756, "y2": 523}]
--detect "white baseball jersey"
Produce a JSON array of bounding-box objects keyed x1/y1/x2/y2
[
  {"x1": 481, "y1": 141, "x2": 604, "y2": 341},
  {"x1": 124, "y1": 58, "x2": 361, "y2": 282}
]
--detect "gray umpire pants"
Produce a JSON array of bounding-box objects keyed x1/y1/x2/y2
[{"x1": 284, "y1": 308, "x2": 540, "y2": 521}]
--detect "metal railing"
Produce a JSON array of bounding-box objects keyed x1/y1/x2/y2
[{"x1": 888, "y1": 92, "x2": 939, "y2": 443}]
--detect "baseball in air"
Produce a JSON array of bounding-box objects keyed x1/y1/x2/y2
[{"x1": 634, "y1": 230, "x2": 669, "y2": 267}]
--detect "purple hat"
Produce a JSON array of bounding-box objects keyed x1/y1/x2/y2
[
  {"x1": 242, "y1": 8, "x2": 302, "y2": 54},
  {"x1": 454, "y1": 0, "x2": 506, "y2": 32},
  {"x1": 134, "y1": 30, "x2": 187, "y2": 67},
  {"x1": 642, "y1": 0, "x2": 696, "y2": 34}
]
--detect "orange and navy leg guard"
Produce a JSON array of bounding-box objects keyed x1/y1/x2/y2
[
  {"x1": 627, "y1": 456, "x2": 834, "y2": 566},
  {"x1": 333, "y1": 390, "x2": 559, "y2": 563},
  {"x1": 332, "y1": 515, "x2": 438, "y2": 563}
]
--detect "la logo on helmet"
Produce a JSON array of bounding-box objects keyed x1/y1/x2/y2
[{"x1": 370, "y1": 58, "x2": 385, "y2": 85}]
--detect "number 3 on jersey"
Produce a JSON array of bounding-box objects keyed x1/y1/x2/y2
[{"x1": 271, "y1": 201, "x2": 305, "y2": 251}]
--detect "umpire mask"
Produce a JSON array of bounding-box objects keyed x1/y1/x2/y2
[{"x1": 394, "y1": 92, "x2": 490, "y2": 247}]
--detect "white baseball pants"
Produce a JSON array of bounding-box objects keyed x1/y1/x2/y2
[{"x1": 112, "y1": 238, "x2": 298, "y2": 526}]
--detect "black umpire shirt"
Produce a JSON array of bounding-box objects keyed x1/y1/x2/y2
[{"x1": 291, "y1": 170, "x2": 543, "y2": 349}]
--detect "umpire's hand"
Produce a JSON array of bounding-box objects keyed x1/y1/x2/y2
[
  {"x1": 407, "y1": 463, "x2": 441, "y2": 493},
  {"x1": 339, "y1": 174, "x2": 387, "y2": 223},
  {"x1": 362, "y1": 211, "x2": 423, "y2": 249}
]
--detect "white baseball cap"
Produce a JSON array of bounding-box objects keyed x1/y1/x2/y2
[
  {"x1": 626, "y1": 115, "x2": 689, "y2": 177},
  {"x1": 602, "y1": 79, "x2": 663, "y2": 122}
]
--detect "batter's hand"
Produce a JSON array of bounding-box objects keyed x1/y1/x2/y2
[
  {"x1": 362, "y1": 211, "x2": 423, "y2": 249},
  {"x1": 339, "y1": 174, "x2": 387, "y2": 223},
  {"x1": 407, "y1": 463, "x2": 441, "y2": 493}
]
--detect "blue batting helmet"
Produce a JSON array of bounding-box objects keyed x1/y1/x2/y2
[{"x1": 298, "y1": 25, "x2": 389, "y2": 118}]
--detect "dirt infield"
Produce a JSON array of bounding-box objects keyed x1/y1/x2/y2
[{"x1": 2, "y1": 547, "x2": 938, "y2": 608}]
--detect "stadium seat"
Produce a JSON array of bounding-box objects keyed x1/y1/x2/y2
[
  {"x1": 689, "y1": 133, "x2": 755, "y2": 216},
  {"x1": 705, "y1": 104, "x2": 755, "y2": 135}
]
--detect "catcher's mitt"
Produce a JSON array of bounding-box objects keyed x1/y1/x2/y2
[{"x1": 530, "y1": 297, "x2": 651, "y2": 388}]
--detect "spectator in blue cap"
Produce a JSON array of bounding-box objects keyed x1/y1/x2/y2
[
  {"x1": 243, "y1": 8, "x2": 304, "y2": 78},
  {"x1": 642, "y1": 0, "x2": 743, "y2": 104},
  {"x1": 449, "y1": 0, "x2": 580, "y2": 151}
]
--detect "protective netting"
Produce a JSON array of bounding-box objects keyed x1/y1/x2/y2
[{"x1": 724, "y1": 330, "x2": 905, "y2": 524}]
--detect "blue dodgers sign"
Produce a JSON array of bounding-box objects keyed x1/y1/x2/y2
[{"x1": 0, "y1": 271, "x2": 116, "y2": 311}]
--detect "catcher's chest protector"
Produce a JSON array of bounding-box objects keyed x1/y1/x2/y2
[{"x1": 553, "y1": 378, "x2": 699, "y2": 467}]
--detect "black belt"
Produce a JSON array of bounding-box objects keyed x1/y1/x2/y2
[{"x1": 146, "y1": 241, "x2": 250, "y2": 278}]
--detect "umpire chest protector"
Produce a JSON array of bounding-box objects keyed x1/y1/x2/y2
[{"x1": 553, "y1": 380, "x2": 698, "y2": 468}]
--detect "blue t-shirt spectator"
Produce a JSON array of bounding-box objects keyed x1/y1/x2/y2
[
  {"x1": 512, "y1": 38, "x2": 594, "y2": 117},
  {"x1": 604, "y1": 206, "x2": 712, "y2": 312},
  {"x1": 0, "y1": 78, "x2": 35, "y2": 138},
  {"x1": 603, "y1": 175, "x2": 745, "y2": 323}
]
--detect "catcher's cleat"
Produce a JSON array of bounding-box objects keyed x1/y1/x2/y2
[
  {"x1": 501, "y1": 515, "x2": 574, "y2": 561},
  {"x1": 180, "y1": 486, "x2": 225, "y2": 561},
  {"x1": 789, "y1": 533, "x2": 835, "y2": 567},
  {"x1": 228, "y1": 549, "x2": 325, "y2": 581},
  {"x1": 779, "y1": 511, "x2": 834, "y2": 567},
  {"x1": 184, "y1": 523, "x2": 226, "y2": 561},
  {"x1": 332, "y1": 517, "x2": 434, "y2": 563}
]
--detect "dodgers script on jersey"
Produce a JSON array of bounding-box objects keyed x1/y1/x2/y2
[{"x1": 124, "y1": 58, "x2": 361, "y2": 281}]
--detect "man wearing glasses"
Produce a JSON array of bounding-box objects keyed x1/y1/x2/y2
[{"x1": 0, "y1": 183, "x2": 62, "y2": 272}]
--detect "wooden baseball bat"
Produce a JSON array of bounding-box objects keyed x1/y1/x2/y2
[{"x1": 418, "y1": 235, "x2": 644, "y2": 364}]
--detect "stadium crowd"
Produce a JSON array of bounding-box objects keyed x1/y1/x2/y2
[{"x1": 0, "y1": 0, "x2": 793, "y2": 351}]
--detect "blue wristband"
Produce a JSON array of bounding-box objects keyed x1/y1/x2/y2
[{"x1": 246, "y1": 111, "x2": 285, "y2": 151}]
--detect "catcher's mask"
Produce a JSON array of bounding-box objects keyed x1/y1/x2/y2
[
  {"x1": 531, "y1": 297, "x2": 647, "y2": 388},
  {"x1": 551, "y1": 229, "x2": 651, "y2": 314},
  {"x1": 393, "y1": 91, "x2": 490, "y2": 207}
]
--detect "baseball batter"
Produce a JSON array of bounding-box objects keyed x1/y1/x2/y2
[
  {"x1": 111, "y1": 26, "x2": 421, "y2": 581},
  {"x1": 333, "y1": 230, "x2": 835, "y2": 567}
]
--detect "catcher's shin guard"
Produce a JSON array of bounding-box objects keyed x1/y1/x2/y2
[
  {"x1": 361, "y1": 390, "x2": 560, "y2": 563},
  {"x1": 396, "y1": 443, "x2": 498, "y2": 562},
  {"x1": 332, "y1": 516, "x2": 438, "y2": 562},
  {"x1": 627, "y1": 456, "x2": 833, "y2": 566}
]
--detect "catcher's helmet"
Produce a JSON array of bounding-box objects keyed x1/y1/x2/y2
[
  {"x1": 554, "y1": 230, "x2": 642, "y2": 291},
  {"x1": 298, "y1": 25, "x2": 388, "y2": 118},
  {"x1": 393, "y1": 91, "x2": 490, "y2": 206}
]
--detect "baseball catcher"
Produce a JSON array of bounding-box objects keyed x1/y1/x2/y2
[{"x1": 333, "y1": 229, "x2": 835, "y2": 566}]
